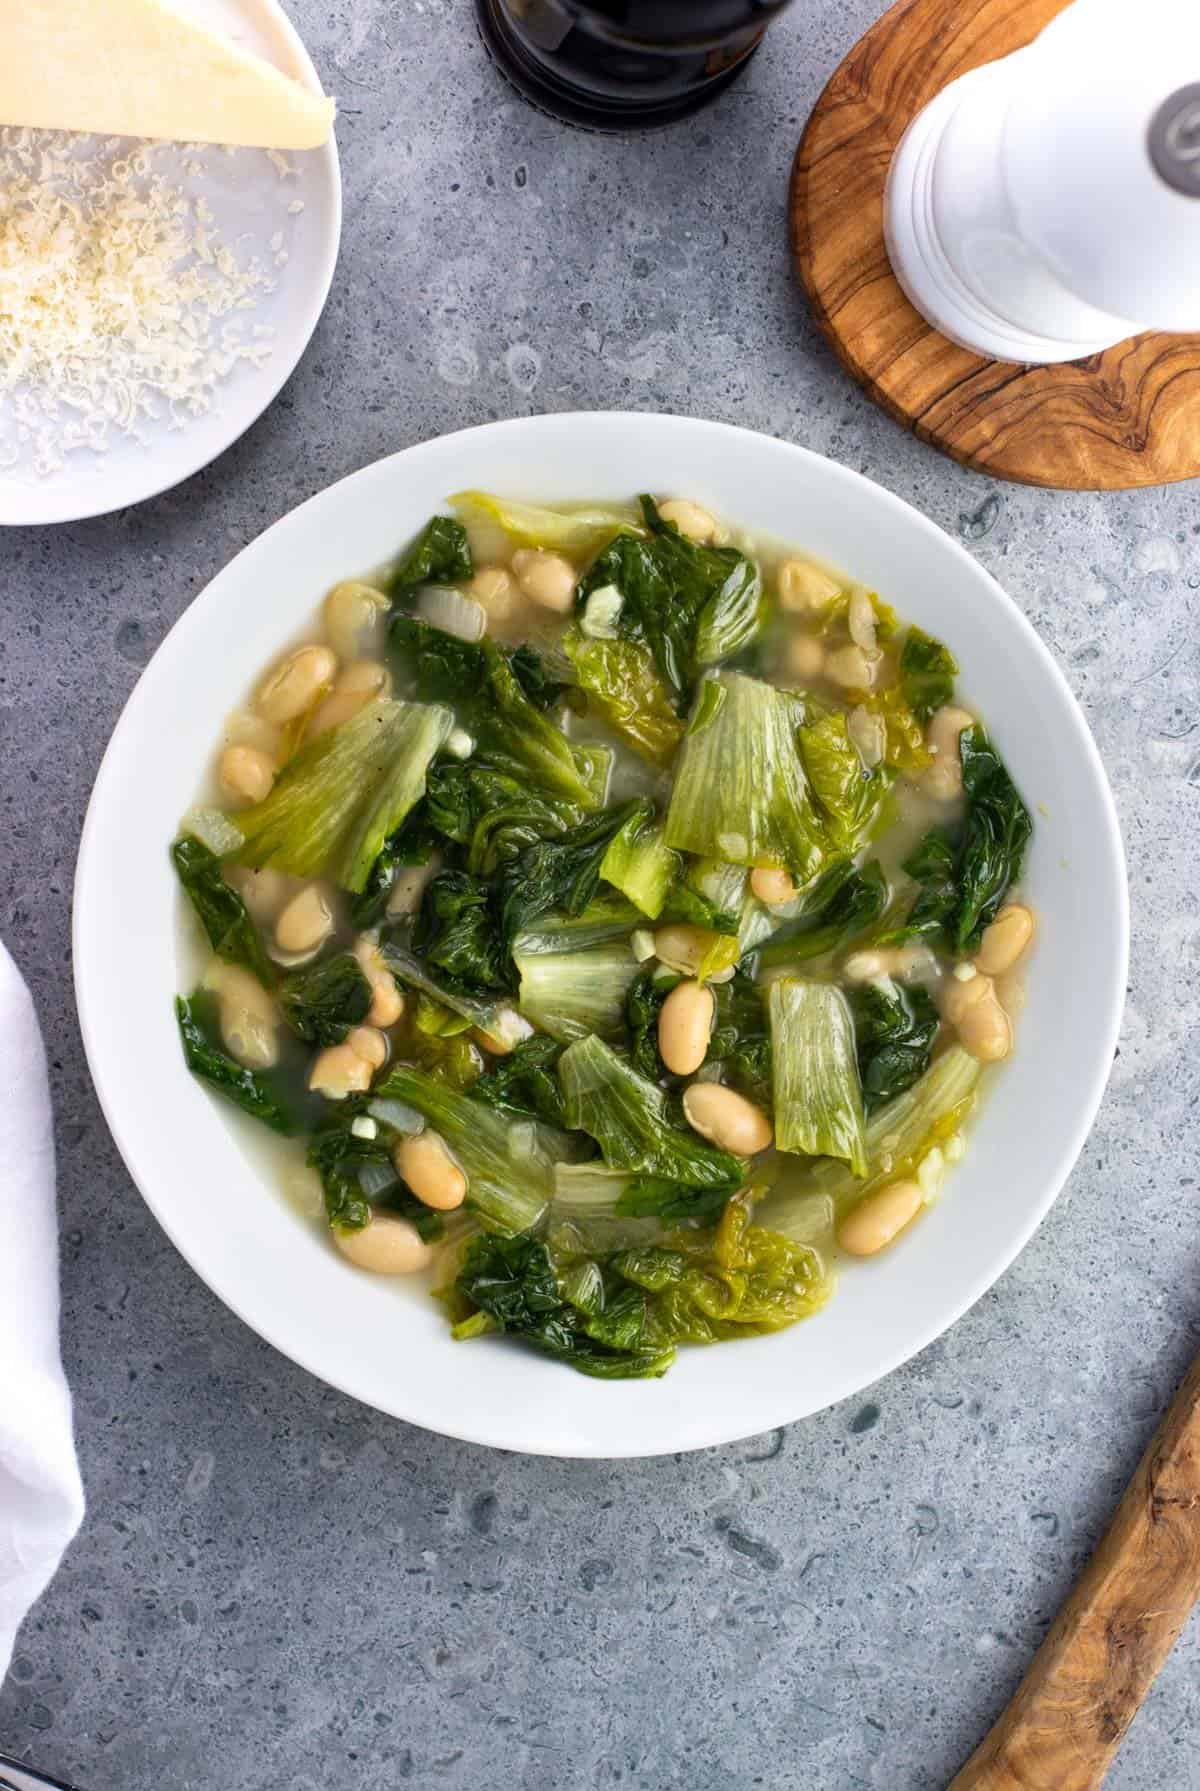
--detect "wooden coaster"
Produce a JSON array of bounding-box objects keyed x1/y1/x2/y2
[{"x1": 790, "y1": 0, "x2": 1200, "y2": 489}]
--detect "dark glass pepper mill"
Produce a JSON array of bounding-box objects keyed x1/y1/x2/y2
[{"x1": 476, "y1": 0, "x2": 796, "y2": 132}]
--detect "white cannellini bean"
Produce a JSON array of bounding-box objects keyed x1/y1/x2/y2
[
  {"x1": 825, "y1": 644, "x2": 876, "y2": 690},
  {"x1": 353, "y1": 933, "x2": 406, "y2": 1029},
  {"x1": 323, "y1": 580, "x2": 389, "y2": 662},
  {"x1": 217, "y1": 744, "x2": 275, "y2": 806},
  {"x1": 335, "y1": 1213, "x2": 434, "y2": 1275},
  {"x1": 254, "y1": 644, "x2": 338, "y2": 724},
  {"x1": 847, "y1": 590, "x2": 878, "y2": 654},
  {"x1": 510, "y1": 548, "x2": 576, "y2": 613},
  {"x1": 750, "y1": 867, "x2": 797, "y2": 906},
  {"x1": 658, "y1": 498, "x2": 718, "y2": 542},
  {"x1": 682, "y1": 1083, "x2": 772, "y2": 1156},
  {"x1": 974, "y1": 904, "x2": 1035, "y2": 976},
  {"x1": 778, "y1": 559, "x2": 841, "y2": 611},
  {"x1": 468, "y1": 566, "x2": 522, "y2": 624},
  {"x1": 224, "y1": 865, "x2": 291, "y2": 924},
  {"x1": 306, "y1": 660, "x2": 389, "y2": 739},
  {"x1": 787, "y1": 635, "x2": 825, "y2": 682},
  {"x1": 924, "y1": 704, "x2": 975, "y2": 800},
  {"x1": 204, "y1": 962, "x2": 279, "y2": 1070},
  {"x1": 846, "y1": 704, "x2": 886, "y2": 768},
  {"x1": 658, "y1": 980, "x2": 715, "y2": 1076},
  {"x1": 309, "y1": 1025, "x2": 388, "y2": 1099},
  {"x1": 838, "y1": 1181, "x2": 924, "y2": 1257},
  {"x1": 274, "y1": 884, "x2": 334, "y2": 957},
  {"x1": 652, "y1": 923, "x2": 721, "y2": 977},
  {"x1": 395, "y1": 1131, "x2": 467, "y2": 1211}
]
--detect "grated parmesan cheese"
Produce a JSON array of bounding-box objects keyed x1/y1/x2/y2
[{"x1": 0, "y1": 127, "x2": 291, "y2": 476}]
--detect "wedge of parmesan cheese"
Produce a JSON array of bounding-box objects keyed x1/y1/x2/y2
[{"x1": 0, "y1": 0, "x2": 335, "y2": 149}]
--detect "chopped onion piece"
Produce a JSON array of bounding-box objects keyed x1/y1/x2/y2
[
  {"x1": 358, "y1": 1160, "x2": 398, "y2": 1198},
  {"x1": 183, "y1": 805, "x2": 243, "y2": 856},
  {"x1": 416, "y1": 585, "x2": 486, "y2": 641},
  {"x1": 368, "y1": 1097, "x2": 425, "y2": 1135}
]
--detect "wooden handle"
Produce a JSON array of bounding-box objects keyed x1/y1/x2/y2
[{"x1": 950, "y1": 1350, "x2": 1200, "y2": 1790}]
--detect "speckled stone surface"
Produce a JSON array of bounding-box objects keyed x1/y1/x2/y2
[{"x1": 2, "y1": 2, "x2": 1199, "y2": 1786}]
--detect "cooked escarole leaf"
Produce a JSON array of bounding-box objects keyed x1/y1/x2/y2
[
  {"x1": 880, "y1": 728, "x2": 1030, "y2": 951},
  {"x1": 769, "y1": 978, "x2": 867, "y2": 1174},
  {"x1": 280, "y1": 952, "x2": 373, "y2": 1045},
  {"x1": 309, "y1": 1114, "x2": 450, "y2": 1239},
  {"x1": 374, "y1": 1064, "x2": 554, "y2": 1234},
  {"x1": 757, "y1": 1046, "x2": 981, "y2": 1237},
  {"x1": 231, "y1": 698, "x2": 453, "y2": 892},
  {"x1": 389, "y1": 617, "x2": 598, "y2": 810},
  {"x1": 449, "y1": 1232, "x2": 674, "y2": 1379},
  {"x1": 754, "y1": 861, "x2": 888, "y2": 969},
  {"x1": 378, "y1": 941, "x2": 499, "y2": 1033},
  {"x1": 625, "y1": 969, "x2": 771, "y2": 1105},
  {"x1": 176, "y1": 992, "x2": 299, "y2": 1134},
  {"x1": 664, "y1": 672, "x2": 829, "y2": 884},
  {"x1": 411, "y1": 869, "x2": 514, "y2": 998},
  {"x1": 576, "y1": 495, "x2": 764, "y2": 705},
  {"x1": 558, "y1": 1035, "x2": 743, "y2": 1217},
  {"x1": 954, "y1": 726, "x2": 1032, "y2": 950},
  {"x1": 451, "y1": 491, "x2": 639, "y2": 558},
  {"x1": 385, "y1": 515, "x2": 472, "y2": 600},
  {"x1": 562, "y1": 629, "x2": 684, "y2": 768},
  {"x1": 900, "y1": 626, "x2": 958, "y2": 723},
  {"x1": 851, "y1": 981, "x2": 940, "y2": 1116},
  {"x1": 497, "y1": 798, "x2": 651, "y2": 944},
  {"x1": 798, "y1": 709, "x2": 890, "y2": 850},
  {"x1": 516, "y1": 938, "x2": 640, "y2": 1044},
  {"x1": 171, "y1": 836, "x2": 275, "y2": 985},
  {"x1": 599, "y1": 810, "x2": 678, "y2": 918},
  {"x1": 423, "y1": 763, "x2": 581, "y2": 876},
  {"x1": 472, "y1": 1035, "x2": 569, "y2": 1129}
]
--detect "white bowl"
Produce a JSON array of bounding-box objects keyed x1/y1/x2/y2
[{"x1": 74, "y1": 413, "x2": 1128, "y2": 1458}]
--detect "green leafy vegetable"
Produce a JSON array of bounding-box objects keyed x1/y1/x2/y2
[
  {"x1": 599, "y1": 810, "x2": 678, "y2": 918},
  {"x1": 412, "y1": 870, "x2": 513, "y2": 998},
  {"x1": 307, "y1": 1117, "x2": 445, "y2": 1239},
  {"x1": 757, "y1": 1046, "x2": 980, "y2": 1236},
  {"x1": 707, "y1": 976, "x2": 773, "y2": 1108},
  {"x1": 280, "y1": 952, "x2": 373, "y2": 1045},
  {"x1": 451, "y1": 491, "x2": 638, "y2": 557},
  {"x1": 171, "y1": 837, "x2": 276, "y2": 984},
  {"x1": 954, "y1": 726, "x2": 1032, "y2": 950},
  {"x1": 385, "y1": 515, "x2": 472, "y2": 600},
  {"x1": 798, "y1": 710, "x2": 889, "y2": 850},
  {"x1": 175, "y1": 992, "x2": 298, "y2": 1135},
  {"x1": 390, "y1": 617, "x2": 597, "y2": 810},
  {"x1": 472, "y1": 1035, "x2": 569, "y2": 1128},
  {"x1": 232, "y1": 698, "x2": 453, "y2": 892},
  {"x1": 562, "y1": 629, "x2": 685, "y2": 768},
  {"x1": 378, "y1": 942, "x2": 498, "y2": 1034},
  {"x1": 576, "y1": 495, "x2": 764, "y2": 704},
  {"x1": 664, "y1": 672, "x2": 829, "y2": 884},
  {"x1": 516, "y1": 939, "x2": 640, "y2": 1043},
  {"x1": 900, "y1": 626, "x2": 958, "y2": 723},
  {"x1": 423, "y1": 763, "x2": 581, "y2": 877},
  {"x1": 557, "y1": 1035, "x2": 743, "y2": 1218},
  {"x1": 497, "y1": 798, "x2": 651, "y2": 945},
  {"x1": 374, "y1": 1064, "x2": 554, "y2": 1234},
  {"x1": 881, "y1": 729, "x2": 1031, "y2": 952},
  {"x1": 450, "y1": 1232, "x2": 673, "y2": 1379},
  {"x1": 769, "y1": 978, "x2": 867, "y2": 1174},
  {"x1": 754, "y1": 862, "x2": 888, "y2": 968},
  {"x1": 851, "y1": 981, "x2": 940, "y2": 1115}
]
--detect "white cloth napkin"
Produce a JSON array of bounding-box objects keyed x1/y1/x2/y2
[{"x1": 0, "y1": 942, "x2": 84, "y2": 1684}]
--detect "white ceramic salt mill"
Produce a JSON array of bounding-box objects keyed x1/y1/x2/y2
[{"x1": 884, "y1": 0, "x2": 1200, "y2": 363}]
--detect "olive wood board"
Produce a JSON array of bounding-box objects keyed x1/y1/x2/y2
[
  {"x1": 948, "y1": 1348, "x2": 1200, "y2": 1788},
  {"x1": 789, "y1": 0, "x2": 1200, "y2": 488}
]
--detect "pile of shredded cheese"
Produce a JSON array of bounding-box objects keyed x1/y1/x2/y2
[{"x1": 0, "y1": 127, "x2": 287, "y2": 476}]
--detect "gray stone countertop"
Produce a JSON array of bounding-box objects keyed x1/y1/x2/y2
[{"x1": 2, "y1": 1, "x2": 1199, "y2": 1786}]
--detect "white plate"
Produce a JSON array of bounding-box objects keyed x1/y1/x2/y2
[
  {"x1": 73, "y1": 414, "x2": 1129, "y2": 1458},
  {"x1": 0, "y1": 0, "x2": 340, "y2": 527}
]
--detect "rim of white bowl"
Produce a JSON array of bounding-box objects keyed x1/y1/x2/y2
[{"x1": 73, "y1": 413, "x2": 1130, "y2": 1457}]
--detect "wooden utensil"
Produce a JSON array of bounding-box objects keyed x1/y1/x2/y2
[
  {"x1": 949, "y1": 1350, "x2": 1200, "y2": 1789},
  {"x1": 788, "y1": 0, "x2": 1200, "y2": 488}
]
